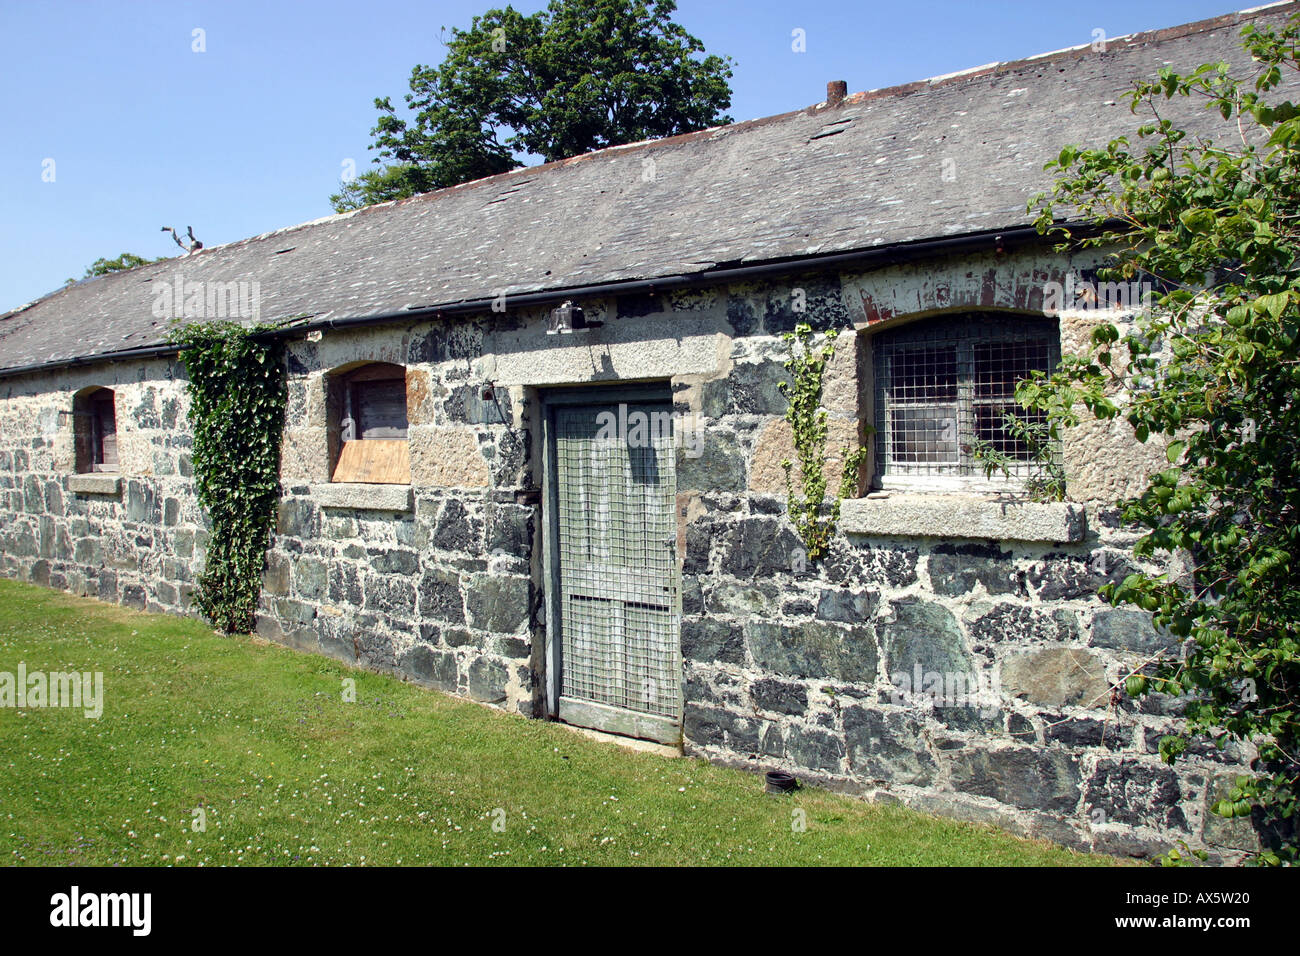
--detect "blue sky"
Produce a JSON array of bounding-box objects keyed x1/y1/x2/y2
[{"x1": 0, "y1": 0, "x2": 1250, "y2": 313}]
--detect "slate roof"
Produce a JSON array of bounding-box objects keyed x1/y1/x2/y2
[{"x1": 3, "y1": 2, "x2": 1298, "y2": 376}]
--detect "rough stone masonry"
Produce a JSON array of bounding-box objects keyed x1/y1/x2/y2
[{"x1": 0, "y1": 241, "x2": 1265, "y2": 862}]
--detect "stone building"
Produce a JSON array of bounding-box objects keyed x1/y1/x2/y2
[{"x1": 2, "y1": 5, "x2": 1292, "y2": 859}]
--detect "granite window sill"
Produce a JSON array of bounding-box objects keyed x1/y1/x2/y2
[
  {"x1": 67, "y1": 474, "x2": 122, "y2": 495},
  {"x1": 310, "y1": 483, "x2": 413, "y2": 513},
  {"x1": 840, "y1": 493, "x2": 1085, "y2": 543}
]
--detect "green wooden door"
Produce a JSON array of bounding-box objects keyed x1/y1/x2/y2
[{"x1": 550, "y1": 400, "x2": 682, "y2": 744}]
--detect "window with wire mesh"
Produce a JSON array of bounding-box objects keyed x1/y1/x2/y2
[{"x1": 872, "y1": 315, "x2": 1060, "y2": 480}]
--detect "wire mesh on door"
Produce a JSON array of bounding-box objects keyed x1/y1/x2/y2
[{"x1": 554, "y1": 405, "x2": 680, "y2": 720}]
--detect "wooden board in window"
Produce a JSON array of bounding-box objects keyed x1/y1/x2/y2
[{"x1": 331, "y1": 439, "x2": 410, "y2": 484}]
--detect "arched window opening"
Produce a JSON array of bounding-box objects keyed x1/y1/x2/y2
[
  {"x1": 73, "y1": 387, "x2": 118, "y2": 474},
  {"x1": 327, "y1": 362, "x2": 410, "y2": 484},
  {"x1": 871, "y1": 313, "x2": 1060, "y2": 484}
]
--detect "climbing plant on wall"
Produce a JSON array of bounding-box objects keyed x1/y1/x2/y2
[
  {"x1": 171, "y1": 322, "x2": 286, "y2": 634},
  {"x1": 779, "y1": 323, "x2": 867, "y2": 563}
]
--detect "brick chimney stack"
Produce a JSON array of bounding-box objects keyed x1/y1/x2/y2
[{"x1": 826, "y1": 80, "x2": 847, "y2": 106}]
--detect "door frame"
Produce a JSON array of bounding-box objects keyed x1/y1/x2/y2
[{"x1": 539, "y1": 382, "x2": 682, "y2": 743}]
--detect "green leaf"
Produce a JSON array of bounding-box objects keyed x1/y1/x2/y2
[{"x1": 1178, "y1": 208, "x2": 1216, "y2": 233}]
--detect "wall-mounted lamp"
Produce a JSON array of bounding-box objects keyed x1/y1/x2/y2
[{"x1": 547, "y1": 300, "x2": 601, "y2": 334}]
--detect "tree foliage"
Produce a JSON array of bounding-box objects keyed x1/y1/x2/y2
[
  {"x1": 66, "y1": 252, "x2": 164, "y2": 285},
  {"x1": 331, "y1": 0, "x2": 733, "y2": 211},
  {"x1": 1027, "y1": 14, "x2": 1300, "y2": 863},
  {"x1": 969, "y1": 411, "x2": 1067, "y2": 503},
  {"x1": 171, "y1": 323, "x2": 287, "y2": 635}
]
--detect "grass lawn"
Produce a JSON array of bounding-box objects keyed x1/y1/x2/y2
[{"x1": 0, "y1": 579, "x2": 1114, "y2": 866}]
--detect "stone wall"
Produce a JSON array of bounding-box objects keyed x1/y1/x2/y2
[
  {"x1": 261, "y1": 318, "x2": 537, "y2": 715},
  {"x1": 0, "y1": 358, "x2": 206, "y2": 614},
  {"x1": 623, "y1": 254, "x2": 1251, "y2": 860},
  {"x1": 261, "y1": 484, "x2": 536, "y2": 713},
  {"x1": 678, "y1": 506, "x2": 1256, "y2": 859},
  {"x1": 0, "y1": 243, "x2": 1257, "y2": 860}
]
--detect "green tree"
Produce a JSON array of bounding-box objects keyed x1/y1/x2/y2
[
  {"x1": 66, "y1": 252, "x2": 164, "y2": 285},
  {"x1": 331, "y1": 0, "x2": 733, "y2": 211},
  {"x1": 1026, "y1": 14, "x2": 1300, "y2": 863}
]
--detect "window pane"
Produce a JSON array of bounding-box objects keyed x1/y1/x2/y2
[
  {"x1": 973, "y1": 402, "x2": 1051, "y2": 466},
  {"x1": 889, "y1": 404, "x2": 959, "y2": 464},
  {"x1": 888, "y1": 345, "x2": 958, "y2": 403},
  {"x1": 973, "y1": 339, "x2": 1054, "y2": 400},
  {"x1": 973, "y1": 337, "x2": 1055, "y2": 466}
]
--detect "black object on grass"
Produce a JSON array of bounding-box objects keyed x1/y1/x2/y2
[{"x1": 765, "y1": 770, "x2": 799, "y2": 795}]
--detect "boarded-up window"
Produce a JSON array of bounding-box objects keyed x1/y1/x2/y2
[
  {"x1": 74, "y1": 388, "x2": 118, "y2": 474},
  {"x1": 330, "y1": 363, "x2": 410, "y2": 484}
]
